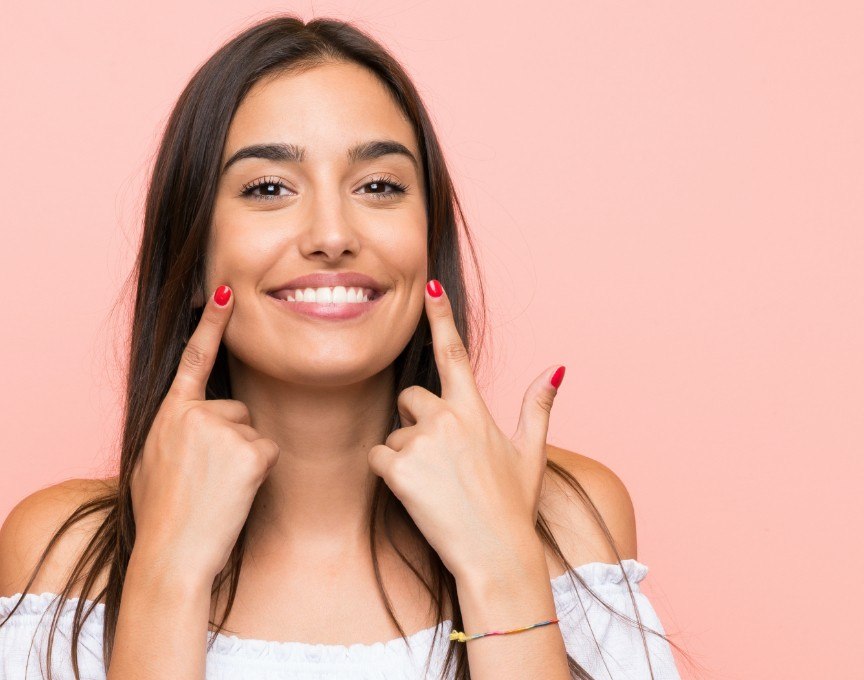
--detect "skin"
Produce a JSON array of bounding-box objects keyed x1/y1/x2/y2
[
  {"x1": 0, "y1": 55, "x2": 638, "y2": 660},
  {"x1": 206, "y1": 61, "x2": 429, "y2": 572},
  {"x1": 174, "y1": 61, "x2": 458, "y2": 642},
  {"x1": 192, "y1": 64, "x2": 601, "y2": 647}
]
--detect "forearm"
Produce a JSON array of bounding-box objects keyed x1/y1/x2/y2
[
  {"x1": 455, "y1": 533, "x2": 571, "y2": 680},
  {"x1": 107, "y1": 546, "x2": 212, "y2": 680}
]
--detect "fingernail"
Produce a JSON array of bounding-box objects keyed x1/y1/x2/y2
[
  {"x1": 426, "y1": 279, "x2": 443, "y2": 298},
  {"x1": 214, "y1": 285, "x2": 232, "y2": 306},
  {"x1": 550, "y1": 366, "x2": 566, "y2": 389}
]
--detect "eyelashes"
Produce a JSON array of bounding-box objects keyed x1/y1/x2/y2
[{"x1": 239, "y1": 174, "x2": 410, "y2": 202}]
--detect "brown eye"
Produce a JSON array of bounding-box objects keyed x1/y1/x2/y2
[
  {"x1": 240, "y1": 177, "x2": 292, "y2": 201},
  {"x1": 357, "y1": 176, "x2": 409, "y2": 200}
]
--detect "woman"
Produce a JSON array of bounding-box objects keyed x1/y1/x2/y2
[{"x1": 0, "y1": 15, "x2": 687, "y2": 679}]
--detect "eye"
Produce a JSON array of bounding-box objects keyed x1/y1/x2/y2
[
  {"x1": 357, "y1": 175, "x2": 409, "y2": 201},
  {"x1": 238, "y1": 174, "x2": 410, "y2": 202},
  {"x1": 240, "y1": 176, "x2": 292, "y2": 201}
]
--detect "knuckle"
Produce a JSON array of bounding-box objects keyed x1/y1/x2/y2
[
  {"x1": 443, "y1": 341, "x2": 469, "y2": 363},
  {"x1": 387, "y1": 455, "x2": 409, "y2": 488},
  {"x1": 398, "y1": 385, "x2": 422, "y2": 402},
  {"x1": 261, "y1": 438, "x2": 280, "y2": 462},
  {"x1": 253, "y1": 448, "x2": 271, "y2": 472},
  {"x1": 535, "y1": 392, "x2": 554, "y2": 415},
  {"x1": 410, "y1": 432, "x2": 430, "y2": 450},
  {"x1": 181, "y1": 404, "x2": 209, "y2": 429},
  {"x1": 433, "y1": 304, "x2": 452, "y2": 320},
  {"x1": 201, "y1": 306, "x2": 224, "y2": 328},
  {"x1": 180, "y1": 342, "x2": 210, "y2": 372},
  {"x1": 241, "y1": 445, "x2": 267, "y2": 474},
  {"x1": 257, "y1": 437, "x2": 279, "y2": 454},
  {"x1": 433, "y1": 408, "x2": 457, "y2": 427},
  {"x1": 396, "y1": 386, "x2": 422, "y2": 415},
  {"x1": 227, "y1": 399, "x2": 251, "y2": 422},
  {"x1": 251, "y1": 439, "x2": 279, "y2": 470}
]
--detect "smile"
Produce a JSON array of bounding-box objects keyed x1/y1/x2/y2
[
  {"x1": 270, "y1": 286, "x2": 380, "y2": 303},
  {"x1": 266, "y1": 286, "x2": 386, "y2": 320}
]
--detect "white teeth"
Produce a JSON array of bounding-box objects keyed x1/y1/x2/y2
[{"x1": 280, "y1": 286, "x2": 374, "y2": 303}]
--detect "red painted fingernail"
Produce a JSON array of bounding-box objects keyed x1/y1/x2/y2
[
  {"x1": 214, "y1": 285, "x2": 232, "y2": 306},
  {"x1": 426, "y1": 279, "x2": 443, "y2": 297},
  {"x1": 550, "y1": 366, "x2": 566, "y2": 389}
]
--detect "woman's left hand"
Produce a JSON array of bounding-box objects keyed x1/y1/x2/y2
[{"x1": 367, "y1": 279, "x2": 566, "y2": 582}]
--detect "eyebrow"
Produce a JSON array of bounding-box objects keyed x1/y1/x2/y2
[{"x1": 220, "y1": 139, "x2": 420, "y2": 175}]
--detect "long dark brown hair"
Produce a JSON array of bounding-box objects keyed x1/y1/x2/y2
[{"x1": 1, "y1": 14, "x2": 698, "y2": 679}]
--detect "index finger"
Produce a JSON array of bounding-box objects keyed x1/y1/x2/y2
[
  {"x1": 424, "y1": 279, "x2": 483, "y2": 405},
  {"x1": 169, "y1": 284, "x2": 233, "y2": 402}
]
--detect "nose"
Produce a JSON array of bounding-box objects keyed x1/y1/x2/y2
[{"x1": 296, "y1": 193, "x2": 361, "y2": 262}]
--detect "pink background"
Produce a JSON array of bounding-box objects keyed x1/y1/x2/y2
[{"x1": 1, "y1": 3, "x2": 861, "y2": 678}]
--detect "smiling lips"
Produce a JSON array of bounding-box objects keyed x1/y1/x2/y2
[
  {"x1": 265, "y1": 270, "x2": 387, "y2": 320},
  {"x1": 266, "y1": 285, "x2": 385, "y2": 320}
]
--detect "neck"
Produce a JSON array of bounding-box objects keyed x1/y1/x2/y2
[{"x1": 226, "y1": 353, "x2": 398, "y2": 562}]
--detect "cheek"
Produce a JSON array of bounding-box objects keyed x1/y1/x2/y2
[
  {"x1": 382, "y1": 221, "x2": 428, "y2": 272},
  {"x1": 205, "y1": 222, "x2": 277, "y2": 289}
]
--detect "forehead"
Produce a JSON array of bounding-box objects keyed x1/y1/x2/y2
[{"x1": 223, "y1": 61, "x2": 418, "y2": 163}]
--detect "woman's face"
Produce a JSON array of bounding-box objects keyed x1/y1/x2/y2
[{"x1": 207, "y1": 61, "x2": 428, "y2": 387}]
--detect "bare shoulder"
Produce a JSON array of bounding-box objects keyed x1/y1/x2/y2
[
  {"x1": 0, "y1": 476, "x2": 118, "y2": 599},
  {"x1": 539, "y1": 444, "x2": 638, "y2": 570}
]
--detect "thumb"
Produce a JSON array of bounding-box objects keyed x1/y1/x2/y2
[{"x1": 512, "y1": 365, "x2": 566, "y2": 453}]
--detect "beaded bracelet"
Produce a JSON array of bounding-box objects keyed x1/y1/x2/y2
[{"x1": 448, "y1": 617, "x2": 560, "y2": 643}]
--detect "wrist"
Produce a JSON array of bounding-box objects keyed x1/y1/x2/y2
[
  {"x1": 453, "y1": 525, "x2": 547, "y2": 588},
  {"x1": 453, "y1": 534, "x2": 557, "y2": 640},
  {"x1": 128, "y1": 543, "x2": 214, "y2": 596}
]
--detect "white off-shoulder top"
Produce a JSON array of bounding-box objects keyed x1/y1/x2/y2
[{"x1": 0, "y1": 559, "x2": 680, "y2": 679}]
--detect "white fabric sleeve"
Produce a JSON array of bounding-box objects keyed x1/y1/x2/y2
[
  {"x1": 552, "y1": 560, "x2": 682, "y2": 680},
  {"x1": 0, "y1": 592, "x2": 107, "y2": 680}
]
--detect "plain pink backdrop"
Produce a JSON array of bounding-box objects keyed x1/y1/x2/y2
[{"x1": 1, "y1": 3, "x2": 861, "y2": 679}]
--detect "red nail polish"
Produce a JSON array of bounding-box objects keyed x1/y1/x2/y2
[
  {"x1": 214, "y1": 285, "x2": 232, "y2": 306},
  {"x1": 426, "y1": 279, "x2": 443, "y2": 297},
  {"x1": 550, "y1": 366, "x2": 566, "y2": 389}
]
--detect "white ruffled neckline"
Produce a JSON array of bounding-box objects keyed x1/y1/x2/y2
[{"x1": 0, "y1": 559, "x2": 648, "y2": 665}]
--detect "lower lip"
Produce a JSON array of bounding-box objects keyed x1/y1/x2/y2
[{"x1": 266, "y1": 291, "x2": 385, "y2": 320}]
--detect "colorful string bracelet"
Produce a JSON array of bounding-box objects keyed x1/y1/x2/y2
[{"x1": 449, "y1": 617, "x2": 560, "y2": 643}]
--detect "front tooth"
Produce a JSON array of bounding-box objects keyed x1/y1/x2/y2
[{"x1": 284, "y1": 286, "x2": 375, "y2": 303}]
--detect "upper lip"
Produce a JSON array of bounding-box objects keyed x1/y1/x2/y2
[{"x1": 267, "y1": 271, "x2": 387, "y2": 296}]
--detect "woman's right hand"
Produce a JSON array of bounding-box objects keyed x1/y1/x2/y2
[{"x1": 129, "y1": 284, "x2": 281, "y2": 581}]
